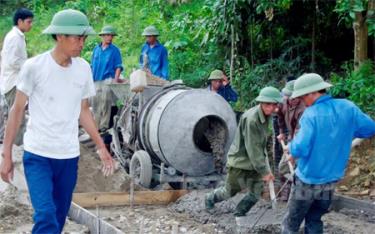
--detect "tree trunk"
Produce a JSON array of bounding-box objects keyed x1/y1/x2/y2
[
  {"x1": 353, "y1": 11, "x2": 368, "y2": 69},
  {"x1": 369, "y1": 0, "x2": 375, "y2": 62}
]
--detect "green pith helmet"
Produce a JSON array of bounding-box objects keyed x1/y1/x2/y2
[
  {"x1": 291, "y1": 73, "x2": 332, "y2": 98},
  {"x1": 255, "y1": 86, "x2": 282, "y2": 103},
  {"x1": 208, "y1": 69, "x2": 225, "y2": 81},
  {"x1": 42, "y1": 9, "x2": 96, "y2": 35},
  {"x1": 282, "y1": 80, "x2": 295, "y2": 97},
  {"x1": 99, "y1": 25, "x2": 117, "y2": 36},
  {"x1": 142, "y1": 25, "x2": 160, "y2": 36}
]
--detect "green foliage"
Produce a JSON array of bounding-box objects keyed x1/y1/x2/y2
[
  {"x1": 0, "y1": 0, "x2": 373, "y2": 116},
  {"x1": 330, "y1": 61, "x2": 375, "y2": 116},
  {"x1": 335, "y1": 0, "x2": 375, "y2": 36}
]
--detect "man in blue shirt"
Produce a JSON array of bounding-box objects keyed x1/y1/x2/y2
[
  {"x1": 207, "y1": 69, "x2": 238, "y2": 103},
  {"x1": 282, "y1": 73, "x2": 375, "y2": 234},
  {"x1": 90, "y1": 25, "x2": 123, "y2": 131},
  {"x1": 139, "y1": 25, "x2": 169, "y2": 80}
]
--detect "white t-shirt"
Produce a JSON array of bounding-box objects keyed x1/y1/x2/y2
[
  {"x1": 0, "y1": 26, "x2": 27, "y2": 94},
  {"x1": 17, "y1": 51, "x2": 95, "y2": 159}
]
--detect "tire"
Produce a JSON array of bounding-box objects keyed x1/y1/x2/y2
[{"x1": 130, "y1": 150, "x2": 153, "y2": 188}]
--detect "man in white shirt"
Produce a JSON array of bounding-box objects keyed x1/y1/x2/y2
[
  {"x1": 0, "y1": 9, "x2": 115, "y2": 234},
  {"x1": 0, "y1": 8, "x2": 33, "y2": 143}
]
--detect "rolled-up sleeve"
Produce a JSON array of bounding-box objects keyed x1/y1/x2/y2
[
  {"x1": 354, "y1": 107, "x2": 375, "y2": 138},
  {"x1": 113, "y1": 48, "x2": 123, "y2": 72},
  {"x1": 160, "y1": 47, "x2": 169, "y2": 79}
]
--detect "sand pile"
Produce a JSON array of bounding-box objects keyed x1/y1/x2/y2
[
  {"x1": 0, "y1": 185, "x2": 33, "y2": 232},
  {"x1": 75, "y1": 144, "x2": 136, "y2": 193}
]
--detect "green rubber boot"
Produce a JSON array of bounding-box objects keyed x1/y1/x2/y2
[
  {"x1": 234, "y1": 195, "x2": 257, "y2": 217},
  {"x1": 205, "y1": 192, "x2": 217, "y2": 210}
]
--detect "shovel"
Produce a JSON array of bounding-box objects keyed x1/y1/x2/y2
[{"x1": 269, "y1": 180, "x2": 277, "y2": 210}]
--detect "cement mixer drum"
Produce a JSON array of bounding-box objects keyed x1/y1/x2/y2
[
  {"x1": 139, "y1": 88, "x2": 236, "y2": 176},
  {"x1": 110, "y1": 81, "x2": 237, "y2": 188}
]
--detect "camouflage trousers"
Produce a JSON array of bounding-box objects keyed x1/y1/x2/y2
[
  {"x1": 90, "y1": 79, "x2": 115, "y2": 132},
  {"x1": 207, "y1": 167, "x2": 263, "y2": 215}
]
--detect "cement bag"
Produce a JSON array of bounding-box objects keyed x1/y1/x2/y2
[{"x1": 130, "y1": 69, "x2": 147, "y2": 92}]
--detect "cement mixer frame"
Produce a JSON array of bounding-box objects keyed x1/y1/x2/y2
[{"x1": 109, "y1": 81, "x2": 237, "y2": 189}]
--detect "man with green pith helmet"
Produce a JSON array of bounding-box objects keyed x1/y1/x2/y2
[
  {"x1": 205, "y1": 86, "x2": 282, "y2": 217},
  {"x1": 0, "y1": 9, "x2": 115, "y2": 233}
]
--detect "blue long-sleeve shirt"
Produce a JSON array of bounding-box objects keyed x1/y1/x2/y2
[
  {"x1": 139, "y1": 41, "x2": 169, "y2": 80},
  {"x1": 289, "y1": 95, "x2": 375, "y2": 184},
  {"x1": 207, "y1": 84, "x2": 238, "y2": 103},
  {"x1": 91, "y1": 43, "x2": 123, "y2": 82}
]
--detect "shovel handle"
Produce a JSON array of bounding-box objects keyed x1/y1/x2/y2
[
  {"x1": 268, "y1": 180, "x2": 277, "y2": 210},
  {"x1": 281, "y1": 140, "x2": 295, "y2": 175},
  {"x1": 288, "y1": 161, "x2": 295, "y2": 175},
  {"x1": 280, "y1": 139, "x2": 288, "y2": 150}
]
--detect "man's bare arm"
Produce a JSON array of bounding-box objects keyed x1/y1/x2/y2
[{"x1": 1, "y1": 90, "x2": 28, "y2": 182}]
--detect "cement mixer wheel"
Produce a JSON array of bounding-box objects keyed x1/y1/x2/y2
[{"x1": 130, "y1": 150, "x2": 152, "y2": 188}]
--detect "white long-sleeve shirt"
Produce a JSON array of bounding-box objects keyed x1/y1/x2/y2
[{"x1": 0, "y1": 26, "x2": 27, "y2": 95}]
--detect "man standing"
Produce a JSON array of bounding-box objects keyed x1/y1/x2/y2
[
  {"x1": 207, "y1": 69, "x2": 238, "y2": 103},
  {"x1": 0, "y1": 9, "x2": 114, "y2": 234},
  {"x1": 91, "y1": 25, "x2": 123, "y2": 132},
  {"x1": 139, "y1": 25, "x2": 169, "y2": 80},
  {"x1": 276, "y1": 80, "x2": 305, "y2": 201},
  {"x1": 205, "y1": 86, "x2": 281, "y2": 217},
  {"x1": 282, "y1": 73, "x2": 375, "y2": 234},
  {"x1": 0, "y1": 8, "x2": 33, "y2": 143}
]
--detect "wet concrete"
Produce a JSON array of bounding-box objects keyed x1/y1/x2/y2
[
  {"x1": 203, "y1": 121, "x2": 226, "y2": 173},
  {"x1": 170, "y1": 190, "x2": 375, "y2": 234}
]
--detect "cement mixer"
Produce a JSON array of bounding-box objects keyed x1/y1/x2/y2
[{"x1": 109, "y1": 78, "x2": 237, "y2": 188}]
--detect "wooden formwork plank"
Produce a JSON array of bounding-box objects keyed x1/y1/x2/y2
[
  {"x1": 332, "y1": 194, "x2": 375, "y2": 214},
  {"x1": 73, "y1": 190, "x2": 189, "y2": 208},
  {"x1": 68, "y1": 202, "x2": 124, "y2": 234}
]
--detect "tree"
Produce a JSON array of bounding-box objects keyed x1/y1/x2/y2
[{"x1": 336, "y1": 0, "x2": 375, "y2": 68}]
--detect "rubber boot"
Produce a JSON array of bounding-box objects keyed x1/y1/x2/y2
[
  {"x1": 205, "y1": 192, "x2": 218, "y2": 210},
  {"x1": 234, "y1": 195, "x2": 257, "y2": 217}
]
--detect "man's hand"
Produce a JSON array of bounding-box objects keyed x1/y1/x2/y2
[
  {"x1": 97, "y1": 147, "x2": 115, "y2": 177},
  {"x1": 0, "y1": 153, "x2": 14, "y2": 183},
  {"x1": 277, "y1": 133, "x2": 285, "y2": 142},
  {"x1": 114, "y1": 78, "x2": 124, "y2": 83},
  {"x1": 222, "y1": 75, "x2": 229, "y2": 86},
  {"x1": 287, "y1": 154, "x2": 296, "y2": 167},
  {"x1": 145, "y1": 69, "x2": 152, "y2": 77},
  {"x1": 262, "y1": 172, "x2": 275, "y2": 183}
]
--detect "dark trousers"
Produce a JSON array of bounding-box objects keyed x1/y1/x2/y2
[
  {"x1": 23, "y1": 151, "x2": 79, "y2": 234},
  {"x1": 282, "y1": 176, "x2": 335, "y2": 234}
]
